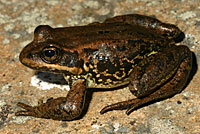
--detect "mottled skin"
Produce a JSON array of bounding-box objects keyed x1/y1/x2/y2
[{"x1": 16, "y1": 14, "x2": 192, "y2": 121}]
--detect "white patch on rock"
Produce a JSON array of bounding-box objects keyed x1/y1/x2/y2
[
  {"x1": 113, "y1": 122, "x2": 120, "y2": 132},
  {"x1": 2, "y1": 38, "x2": 10, "y2": 44}
]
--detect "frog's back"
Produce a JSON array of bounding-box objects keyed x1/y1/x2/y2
[
  {"x1": 51, "y1": 22, "x2": 171, "y2": 50},
  {"x1": 34, "y1": 18, "x2": 175, "y2": 88},
  {"x1": 56, "y1": 22, "x2": 174, "y2": 88}
]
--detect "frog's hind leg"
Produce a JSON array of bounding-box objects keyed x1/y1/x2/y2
[
  {"x1": 100, "y1": 45, "x2": 192, "y2": 115},
  {"x1": 104, "y1": 14, "x2": 182, "y2": 40}
]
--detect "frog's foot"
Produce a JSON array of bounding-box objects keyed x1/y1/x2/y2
[
  {"x1": 15, "y1": 97, "x2": 55, "y2": 117},
  {"x1": 15, "y1": 97, "x2": 78, "y2": 120},
  {"x1": 15, "y1": 102, "x2": 40, "y2": 117},
  {"x1": 100, "y1": 98, "x2": 141, "y2": 115}
]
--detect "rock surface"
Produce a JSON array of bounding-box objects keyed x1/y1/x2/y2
[{"x1": 0, "y1": 0, "x2": 199, "y2": 134}]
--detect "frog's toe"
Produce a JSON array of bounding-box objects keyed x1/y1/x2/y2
[
  {"x1": 15, "y1": 110, "x2": 36, "y2": 116},
  {"x1": 100, "y1": 98, "x2": 142, "y2": 115},
  {"x1": 15, "y1": 102, "x2": 37, "y2": 116},
  {"x1": 100, "y1": 105, "x2": 111, "y2": 114},
  {"x1": 126, "y1": 105, "x2": 137, "y2": 115},
  {"x1": 17, "y1": 102, "x2": 33, "y2": 110},
  {"x1": 100, "y1": 101, "x2": 134, "y2": 114}
]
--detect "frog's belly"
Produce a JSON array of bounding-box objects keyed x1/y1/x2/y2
[{"x1": 86, "y1": 74, "x2": 130, "y2": 89}]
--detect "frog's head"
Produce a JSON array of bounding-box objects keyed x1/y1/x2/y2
[{"x1": 19, "y1": 25, "x2": 83, "y2": 74}]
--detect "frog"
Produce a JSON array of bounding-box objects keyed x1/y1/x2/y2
[{"x1": 16, "y1": 14, "x2": 192, "y2": 121}]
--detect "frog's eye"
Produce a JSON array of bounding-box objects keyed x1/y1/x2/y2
[{"x1": 41, "y1": 46, "x2": 59, "y2": 63}]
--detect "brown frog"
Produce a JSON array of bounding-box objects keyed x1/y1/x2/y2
[{"x1": 16, "y1": 14, "x2": 192, "y2": 121}]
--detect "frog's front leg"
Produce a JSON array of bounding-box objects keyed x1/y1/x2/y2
[
  {"x1": 100, "y1": 45, "x2": 192, "y2": 115},
  {"x1": 16, "y1": 79, "x2": 87, "y2": 121}
]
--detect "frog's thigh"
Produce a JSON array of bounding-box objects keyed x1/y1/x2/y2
[
  {"x1": 143, "y1": 55, "x2": 192, "y2": 99},
  {"x1": 129, "y1": 45, "x2": 192, "y2": 98},
  {"x1": 104, "y1": 14, "x2": 181, "y2": 39},
  {"x1": 100, "y1": 52, "x2": 192, "y2": 115},
  {"x1": 125, "y1": 54, "x2": 192, "y2": 114}
]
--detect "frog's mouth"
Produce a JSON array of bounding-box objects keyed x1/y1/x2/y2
[{"x1": 20, "y1": 52, "x2": 83, "y2": 75}]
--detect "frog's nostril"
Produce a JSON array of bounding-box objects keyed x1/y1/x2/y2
[{"x1": 27, "y1": 52, "x2": 34, "y2": 58}]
